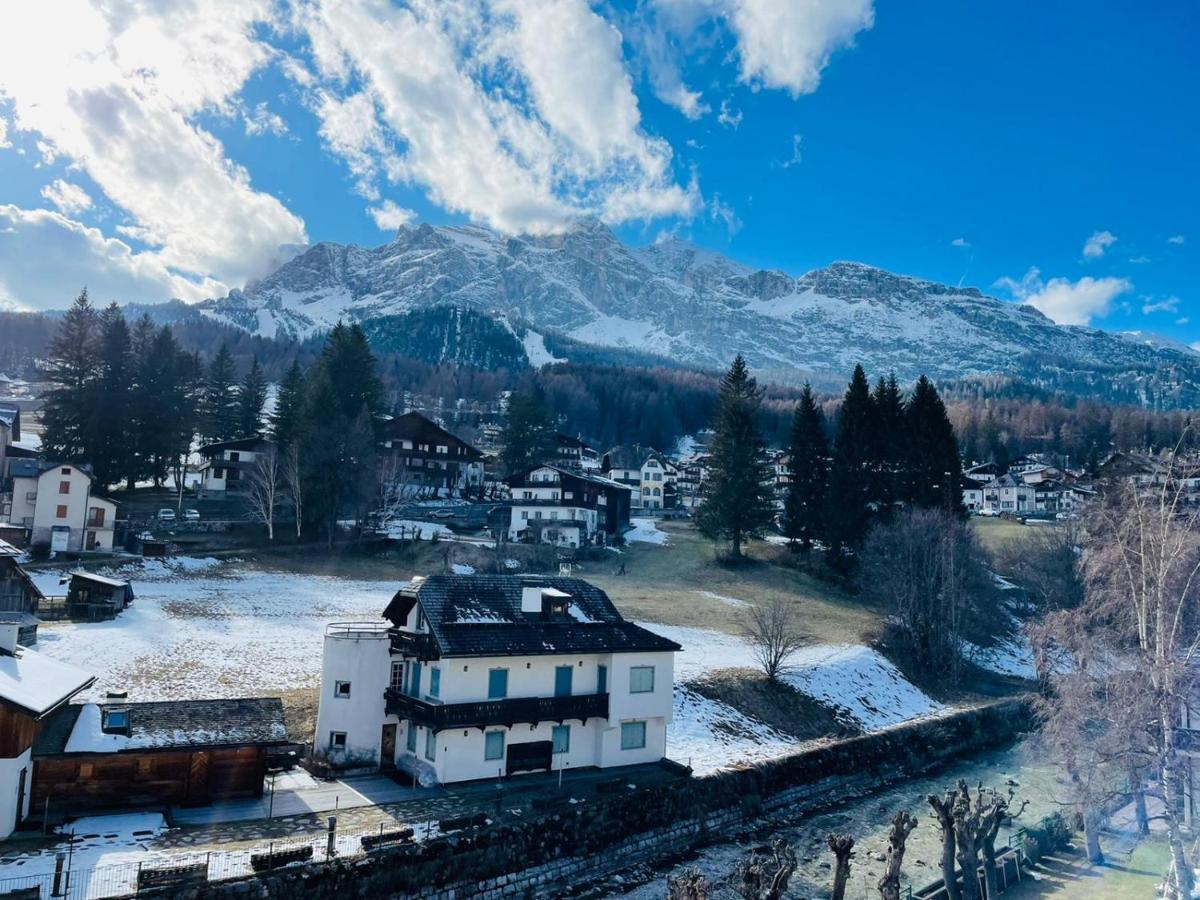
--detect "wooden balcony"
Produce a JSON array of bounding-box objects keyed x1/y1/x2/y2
[
  {"x1": 384, "y1": 689, "x2": 608, "y2": 730},
  {"x1": 389, "y1": 630, "x2": 440, "y2": 660}
]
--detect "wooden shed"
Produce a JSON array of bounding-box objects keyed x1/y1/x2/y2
[
  {"x1": 32, "y1": 697, "x2": 289, "y2": 812},
  {"x1": 63, "y1": 571, "x2": 134, "y2": 621}
]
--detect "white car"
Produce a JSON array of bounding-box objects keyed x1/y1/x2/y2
[
  {"x1": 157, "y1": 508, "x2": 176, "y2": 522},
  {"x1": 976, "y1": 508, "x2": 1001, "y2": 517},
  {"x1": 183, "y1": 509, "x2": 201, "y2": 522}
]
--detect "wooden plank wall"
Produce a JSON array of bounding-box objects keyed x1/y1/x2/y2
[{"x1": 0, "y1": 705, "x2": 39, "y2": 758}]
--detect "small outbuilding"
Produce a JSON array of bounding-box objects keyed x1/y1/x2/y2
[{"x1": 63, "y1": 571, "x2": 134, "y2": 621}]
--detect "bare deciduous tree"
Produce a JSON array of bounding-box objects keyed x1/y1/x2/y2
[
  {"x1": 245, "y1": 446, "x2": 281, "y2": 541},
  {"x1": 666, "y1": 868, "x2": 708, "y2": 900},
  {"x1": 926, "y1": 791, "x2": 962, "y2": 900},
  {"x1": 877, "y1": 811, "x2": 917, "y2": 900},
  {"x1": 282, "y1": 443, "x2": 303, "y2": 539},
  {"x1": 995, "y1": 519, "x2": 1085, "y2": 614},
  {"x1": 734, "y1": 839, "x2": 796, "y2": 900},
  {"x1": 826, "y1": 833, "x2": 854, "y2": 900},
  {"x1": 741, "y1": 598, "x2": 805, "y2": 682}
]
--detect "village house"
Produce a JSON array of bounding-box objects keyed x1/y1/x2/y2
[
  {"x1": 553, "y1": 434, "x2": 601, "y2": 472},
  {"x1": 0, "y1": 542, "x2": 42, "y2": 646},
  {"x1": 1, "y1": 460, "x2": 116, "y2": 552},
  {"x1": 503, "y1": 465, "x2": 633, "y2": 548},
  {"x1": 379, "y1": 412, "x2": 485, "y2": 499},
  {"x1": 963, "y1": 462, "x2": 1003, "y2": 484},
  {"x1": 601, "y1": 447, "x2": 677, "y2": 511},
  {"x1": 980, "y1": 474, "x2": 1037, "y2": 514},
  {"x1": 313, "y1": 575, "x2": 680, "y2": 784},
  {"x1": 674, "y1": 454, "x2": 709, "y2": 511},
  {"x1": 0, "y1": 407, "x2": 20, "y2": 484},
  {"x1": 961, "y1": 477, "x2": 985, "y2": 513},
  {"x1": 196, "y1": 435, "x2": 277, "y2": 496},
  {"x1": 60, "y1": 571, "x2": 135, "y2": 622},
  {"x1": 0, "y1": 623, "x2": 94, "y2": 837}
]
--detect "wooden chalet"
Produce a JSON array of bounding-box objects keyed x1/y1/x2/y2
[
  {"x1": 379, "y1": 412, "x2": 484, "y2": 496},
  {"x1": 32, "y1": 697, "x2": 290, "y2": 812},
  {"x1": 63, "y1": 571, "x2": 134, "y2": 621},
  {"x1": 0, "y1": 540, "x2": 43, "y2": 645}
]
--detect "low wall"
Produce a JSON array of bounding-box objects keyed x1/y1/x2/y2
[{"x1": 134, "y1": 698, "x2": 1033, "y2": 899}]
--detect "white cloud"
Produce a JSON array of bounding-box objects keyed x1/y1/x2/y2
[
  {"x1": 0, "y1": 114, "x2": 9, "y2": 149},
  {"x1": 1168, "y1": 234, "x2": 1185, "y2": 245},
  {"x1": 1142, "y1": 296, "x2": 1181, "y2": 315},
  {"x1": 717, "y1": 100, "x2": 743, "y2": 128},
  {"x1": 709, "y1": 193, "x2": 741, "y2": 236},
  {"x1": 1082, "y1": 229, "x2": 1117, "y2": 260},
  {"x1": 242, "y1": 102, "x2": 288, "y2": 137},
  {"x1": 1129, "y1": 255, "x2": 1151, "y2": 264},
  {"x1": 951, "y1": 237, "x2": 970, "y2": 248},
  {"x1": 995, "y1": 267, "x2": 1132, "y2": 326},
  {"x1": 780, "y1": 133, "x2": 803, "y2": 168},
  {"x1": 40, "y1": 179, "x2": 93, "y2": 215},
  {"x1": 1177, "y1": 317, "x2": 1189, "y2": 326},
  {"x1": 0, "y1": 0, "x2": 306, "y2": 289},
  {"x1": 367, "y1": 200, "x2": 416, "y2": 231},
  {"x1": 0, "y1": 205, "x2": 225, "y2": 311}
]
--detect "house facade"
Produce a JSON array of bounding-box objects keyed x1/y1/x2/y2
[
  {"x1": 601, "y1": 447, "x2": 677, "y2": 511},
  {"x1": 0, "y1": 543, "x2": 43, "y2": 645},
  {"x1": 504, "y1": 465, "x2": 632, "y2": 547},
  {"x1": 196, "y1": 436, "x2": 276, "y2": 495},
  {"x1": 2, "y1": 461, "x2": 116, "y2": 552},
  {"x1": 554, "y1": 434, "x2": 601, "y2": 472},
  {"x1": 0, "y1": 407, "x2": 19, "y2": 484},
  {"x1": 313, "y1": 575, "x2": 680, "y2": 785},
  {"x1": 980, "y1": 474, "x2": 1037, "y2": 514},
  {"x1": 379, "y1": 412, "x2": 484, "y2": 499}
]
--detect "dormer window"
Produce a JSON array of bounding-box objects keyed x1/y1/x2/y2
[{"x1": 102, "y1": 707, "x2": 130, "y2": 735}]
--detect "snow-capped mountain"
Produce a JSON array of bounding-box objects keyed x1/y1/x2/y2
[{"x1": 198, "y1": 219, "x2": 1200, "y2": 406}]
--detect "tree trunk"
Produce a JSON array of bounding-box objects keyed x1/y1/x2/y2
[
  {"x1": 1132, "y1": 778, "x2": 1150, "y2": 836},
  {"x1": 878, "y1": 812, "x2": 918, "y2": 900},
  {"x1": 953, "y1": 824, "x2": 982, "y2": 900},
  {"x1": 267, "y1": 518, "x2": 274, "y2": 541},
  {"x1": 1159, "y1": 752, "x2": 1194, "y2": 899},
  {"x1": 1082, "y1": 808, "x2": 1104, "y2": 864},
  {"x1": 731, "y1": 528, "x2": 742, "y2": 558},
  {"x1": 981, "y1": 836, "x2": 999, "y2": 900},
  {"x1": 826, "y1": 834, "x2": 854, "y2": 900},
  {"x1": 927, "y1": 795, "x2": 962, "y2": 900}
]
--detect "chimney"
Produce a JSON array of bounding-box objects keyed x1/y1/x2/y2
[{"x1": 0, "y1": 623, "x2": 19, "y2": 655}]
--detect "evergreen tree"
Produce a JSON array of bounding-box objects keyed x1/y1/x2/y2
[
  {"x1": 271, "y1": 358, "x2": 307, "y2": 447},
  {"x1": 905, "y1": 376, "x2": 964, "y2": 512},
  {"x1": 236, "y1": 357, "x2": 268, "y2": 437},
  {"x1": 41, "y1": 289, "x2": 99, "y2": 462},
  {"x1": 89, "y1": 303, "x2": 133, "y2": 489},
  {"x1": 781, "y1": 383, "x2": 830, "y2": 552},
  {"x1": 500, "y1": 392, "x2": 555, "y2": 475},
  {"x1": 825, "y1": 364, "x2": 875, "y2": 561},
  {"x1": 870, "y1": 373, "x2": 906, "y2": 509},
  {"x1": 694, "y1": 355, "x2": 777, "y2": 558},
  {"x1": 201, "y1": 344, "x2": 240, "y2": 442},
  {"x1": 135, "y1": 327, "x2": 197, "y2": 486},
  {"x1": 125, "y1": 315, "x2": 158, "y2": 488}
]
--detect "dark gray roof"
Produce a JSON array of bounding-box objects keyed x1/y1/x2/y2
[
  {"x1": 384, "y1": 575, "x2": 681, "y2": 659},
  {"x1": 8, "y1": 459, "x2": 93, "y2": 479}
]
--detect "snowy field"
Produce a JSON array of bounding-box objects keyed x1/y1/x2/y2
[{"x1": 624, "y1": 518, "x2": 668, "y2": 545}]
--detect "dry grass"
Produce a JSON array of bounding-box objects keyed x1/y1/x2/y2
[
  {"x1": 1001, "y1": 835, "x2": 1170, "y2": 900},
  {"x1": 972, "y1": 517, "x2": 1039, "y2": 555},
  {"x1": 689, "y1": 667, "x2": 857, "y2": 741}
]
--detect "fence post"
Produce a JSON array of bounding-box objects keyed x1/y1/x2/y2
[
  {"x1": 327, "y1": 816, "x2": 338, "y2": 858},
  {"x1": 51, "y1": 853, "x2": 65, "y2": 898}
]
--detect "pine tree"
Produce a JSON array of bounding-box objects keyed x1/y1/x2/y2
[
  {"x1": 124, "y1": 315, "x2": 158, "y2": 488},
  {"x1": 41, "y1": 289, "x2": 99, "y2": 462},
  {"x1": 905, "y1": 376, "x2": 964, "y2": 512},
  {"x1": 500, "y1": 392, "x2": 555, "y2": 475},
  {"x1": 781, "y1": 384, "x2": 830, "y2": 552},
  {"x1": 89, "y1": 303, "x2": 133, "y2": 489},
  {"x1": 870, "y1": 373, "x2": 906, "y2": 510},
  {"x1": 825, "y1": 364, "x2": 875, "y2": 561},
  {"x1": 271, "y1": 358, "x2": 307, "y2": 448},
  {"x1": 694, "y1": 355, "x2": 777, "y2": 558},
  {"x1": 201, "y1": 344, "x2": 240, "y2": 442},
  {"x1": 236, "y1": 357, "x2": 268, "y2": 437}
]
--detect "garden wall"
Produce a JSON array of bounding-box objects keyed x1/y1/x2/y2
[{"x1": 134, "y1": 697, "x2": 1033, "y2": 899}]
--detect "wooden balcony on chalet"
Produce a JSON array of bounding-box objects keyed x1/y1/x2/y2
[
  {"x1": 384, "y1": 689, "x2": 609, "y2": 730},
  {"x1": 389, "y1": 629, "x2": 439, "y2": 660}
]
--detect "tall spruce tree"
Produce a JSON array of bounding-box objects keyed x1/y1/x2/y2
[
  {"x1": 89, "y1": 304, "x2": 133, "y2": 489},
  {"x1": 41, "y1": 289, "x2": 99, "y2": 462},
  {"x1": 201, "y1": 344, "x2": 240, "y2": 442},
  {"x1": 782, "y1": 383, "x2": 830, "y2": 552},
  {"x1": 694, "y1": 355, "x2": 777, "y2": 558},
  {"x1": 236, "y1": 357, "x2": 268, "y2": 437},
  {"x1": 870, "y1": 373, "x2": 906, "y2": 511},
  {"x1": 271, "y1": 358, "x2": 307, "y2": 447},
  {"x1": 825, "y1": 364, "x2": 875, "y2": 561},
  {"x1": 905, "y1": 376, "x2": 964, "y2": 512},
  {"x1": 125, "y1": 315, "x2": 158, "y2": 488},
  {"x1": 500, "y1": 392, "x2": 555, "y2": 475}
]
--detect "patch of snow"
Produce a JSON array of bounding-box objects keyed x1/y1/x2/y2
[
  {"x1": 0, "y1": 645, "x2": 94, "y2": 715},
  {"x1": 384, "y1": 520, "x2": 454, "y2": 540},
  {"x1": 521, "y1": 330, "x2": 565, "y2": 367},
  {"x1": 964, "y1": 637, "x2": 1038, "y2": 680},
  {"x1": 692, "y1": 590, "x2": 749, "y2": 610},
  {"x1": 450, "y1": 563, "x2": 476, "y2": 575},
  {"x1": 503, "y1": 558, "x2": 522, "y2": 570},
  {"x1": 625, "y1": 518, "x2": 668, "y2": 545},
  {"x1": 672, "y1": 434, "x2": 697, "y2": 458},
  {"x1": 669, "y1": 686, "x2": 799, "y2": 774},
  {"x1": 566, "y1": 602, "x2": 600, "y2": 624}
]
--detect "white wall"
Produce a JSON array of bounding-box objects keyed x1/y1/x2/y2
[
  {"x1": 436, "y1": 652, "x2": 609, "y2": 703},
  {"x1": 30, "y1": 466, "x2": 94, "y2": 550},
  {"x1": 0, "y1": 750, "x2": 31, "y2": 839},
  {"x1": 314, "y1": 630, "x2": 393, "y2": 765}
]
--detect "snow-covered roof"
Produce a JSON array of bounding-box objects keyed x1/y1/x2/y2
[
  {"x1": 69, "y1": 571, "x2": 130, "y2": 589},
  {"x1": 59, "y1": 698, "x2": 288, "y2": 754},
  {"x1": 0, "y1": 647, "x2": 94, "y2": 717}
]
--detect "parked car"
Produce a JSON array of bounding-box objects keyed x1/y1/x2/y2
[
  {"x1": 183, "y1": 509, "x2": 201, "y2": 522},
  {"x1": 157, "y1": 508, "x2": 176, "y2": 522},
  {"x1": 427, "y1": 509, "x2": 457, "y2": 519},
  {"x1": 976, "y1": 508, "x2": 1001, "y2": 517}
]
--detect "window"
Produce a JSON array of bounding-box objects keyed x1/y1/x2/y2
[
  {"x1": 552, "y1": 724, "x2": 570, "y2": 754},
  {"x1": 102, "y1": 708, "x2": 129, "y2": 734},
  {"x1": 334, "y1": 681, "x2": 352, "y2": 699},
  {"x1": 521, "y1": 511, "x2": 529, "y2": 520},
  {"x1": 484, "y1": 731, "x2": 505, "y2": 760},
  {"x1": 215, "y1": 467, "x2": 225, "y2": 479},
  {"x1": 488, "y1": 668, "x2": 508, "y2": 699},
  {"x1": 330, "y1": 731, "x2": 347, "y2": 750},
  {"x1": 229, "y1": 452, "x2": 240, "y2": 462},
  {"x1": 597, "y1": 665, "x2": 608, "y2": 693},
  {"x1": 621, "y1": 721, "x2": 646, "y2": 750},
  {"x1": 629, "y1": 666, "x2": 655, "y2": 694},
  {"x1": 424, "y1": 728, "x2": 436, "y2": 761},
  {"x1": 406, "y1": 722, "x2": 417, "y2": 753},
  {"x1": 58, "y1": 481, "x2": 70, "y2": 495},
  {"x1": 56, "y1": 505, "x2": 68, "y2": 519},
  {"x1": 61, "y1": 467, "x2": 71, "y2": 475},
  {"x1": 429, "y1": 667, "x2": 441, "y2": 698},
  {"x1": 390, "y1": 661, "x2": 405, "y2": 690}
]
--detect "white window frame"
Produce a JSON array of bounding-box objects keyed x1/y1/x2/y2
[
  {"x1": 629, "y1": 666, "x2": 655, "y2": 694},
  {"x1": 330, "y1": 731, "x2": 348, "y2": 750},
  {"x1": 334, "y1": 681, "x2": 352, "y2": 699}
]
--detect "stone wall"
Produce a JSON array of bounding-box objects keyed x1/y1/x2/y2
[{"x1": 135, "y1": 698, "x2": 1032, "y2": 899}]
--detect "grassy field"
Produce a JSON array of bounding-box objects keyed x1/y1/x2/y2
[
  {"x1": 1004, "y1": 835, "x2": 1170, "y2": 900},
  {"x1": 972, "y1": 515, "x2": 1041, "y2": 555}
]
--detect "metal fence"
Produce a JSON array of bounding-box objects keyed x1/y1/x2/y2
[{"x1": 0, "y1": 818, "x2": 428, "y2": 900}]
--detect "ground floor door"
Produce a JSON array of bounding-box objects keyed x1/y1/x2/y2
[
  {"x1": 506, "y1": 740, "x2": 553, "y2": 776},
  {"x1": 185, "y1": 751, "x2": 211, "y2": 806},
  {"x1": 380, "y1": 724, "x2": 397, "y2": 769}
]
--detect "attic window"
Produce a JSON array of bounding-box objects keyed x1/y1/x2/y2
[{"x1": 102, "y1": 707, "x2": 130, "y2": 735}]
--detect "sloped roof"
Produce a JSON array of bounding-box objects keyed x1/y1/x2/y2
[
  {"x1": 506, "y1": 464, "x2": 633, "y2": 492},
  {"x1": 384, "y1": 574, "x2": 680, "y2": 659},
  {"x1": 0, "y1": 647, "x2": 94, "y2": 718},
  {"x1": 379, "y1": 412, "x2": 482, "y2": 459},
  {"x1": 8, "y1": 459, "x2": 94, "y2": 480},
  {"x1": 196, "y1": 435, "x2": 274, "y2": 455},
  {"x1": 69, "y1": 571, "x2": 131, "y2": 590}
]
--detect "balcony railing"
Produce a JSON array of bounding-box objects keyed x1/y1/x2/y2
[
  {"x1": 384, "y1": 689, "x2": 608, "y2": 729},
  {"x1": 389, "y1": 629, "x2": 440, "y2": 660}
]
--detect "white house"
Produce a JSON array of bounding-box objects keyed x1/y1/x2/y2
[
  {"x1": 196, "y1": 436, "x2": 277, "y2": 495},
  {"x1": 0, "y1": 623, "x2": 94, "y2": 837},
  {"x1": 313, "y1": 575, "x2": 681, "y2": 785},
  {"x1": 503, "y1": 465, "x2": 632, "y2": 548},
  {"x1": 980, "y1": 474, "x2": 1037, "y2": 514},
  {"x1": 601, "y1": 447, "x2": 677, "y2": 511},
  {"x1": 3, "y1": 460, "x2": 116, "y2": 552}
]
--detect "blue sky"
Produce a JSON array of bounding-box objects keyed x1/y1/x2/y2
[{"x1": 0, "y1": 1, "x2": 1194, "y2": 346}]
